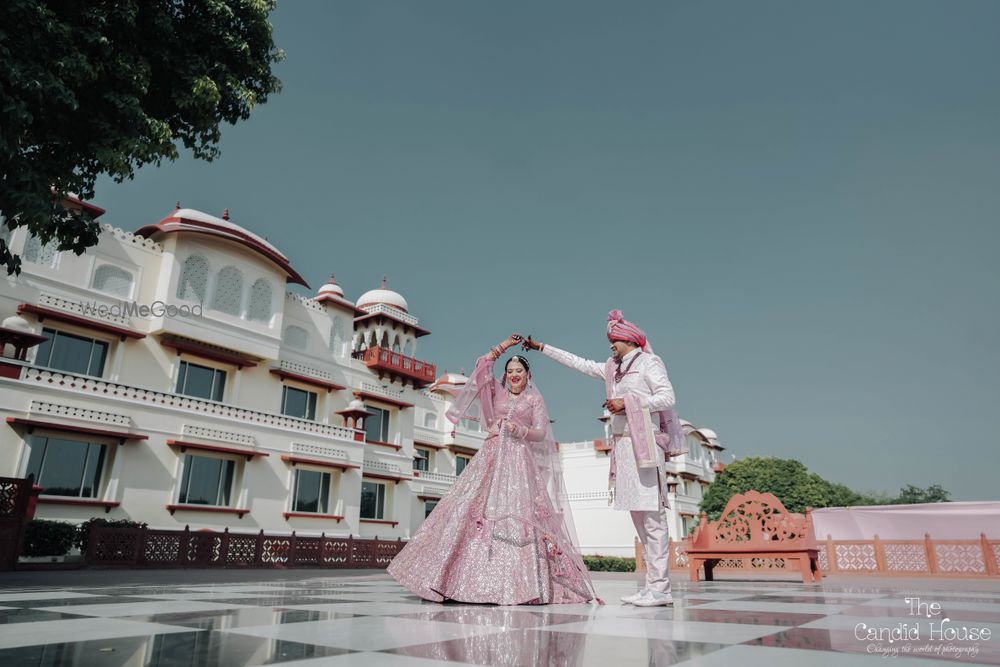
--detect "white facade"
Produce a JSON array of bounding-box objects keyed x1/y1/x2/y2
[
  {"x1": 560, "y1": 420, "x2": 726, "y2": 557},
  {"x1": 0, "y1": 205, "x2": 484, "y2": 542},
  {"x1": 0, "y1": 201, "x2": 721, "y2": 553}
]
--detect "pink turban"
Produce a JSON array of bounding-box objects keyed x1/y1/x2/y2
[{"x1": 606, "y1": 309, "x2": 647, "y2": 349}]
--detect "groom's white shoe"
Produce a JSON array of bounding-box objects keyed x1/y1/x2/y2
[
  {"x1": 620, "y1": 588, "x2": 649, "y2": 604},
  {"x1": 631, "y1": 590, "x2": 674, "y2": 607}
]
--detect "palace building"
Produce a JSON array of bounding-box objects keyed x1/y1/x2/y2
[{"x1": 0, "y1": 199, "x2": 721, "y2": 555}]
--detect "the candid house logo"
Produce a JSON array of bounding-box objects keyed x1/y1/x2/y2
[
  {"x1": 856, "y1": 597, "x2": 991, "y2": 659},
  {"x1": 81, "y1": 300, "x2": 203, "y2": 318}
]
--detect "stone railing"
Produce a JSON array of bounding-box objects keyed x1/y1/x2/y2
[
  {"x1": 29, "y1": 400, "x2": 133, "y2": 427},
  {"x1": 358, "y1": 303, "x2": 419, "y2": 326},
  {"x1": 279, "y1": 359, "x2": 338, "y2": 383},
  {"x1": 363, "y1": 458, "x2": 410, "y2": 479},
  {"x1": 38, "y1": 292, "x2": 132, "y2": 328},
  {"x1": 285, "y1": 291, "x2": 325, "y2": 312},
  {"x1": 414, "y1": 471, "x2": 457, "y2": 484},
  {"x1": 20, "y1": 367, "x2": 361, "y2": 441},
  {"x1": 292, "y1": 442, "x2": 352, "y2": 461},
  {"x1": 360, "y1": 381, "x2": 406, "y2": 401},
  {"x1": 101, "y1": 223, "x2": 162, "y2": 252},
  {"x1": 183, "y1": 425, "x2": 256, "y2": 446}
]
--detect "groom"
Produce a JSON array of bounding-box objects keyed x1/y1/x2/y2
[{"x1": 522, "y1": 310, "x2": 682, "y2": 606}]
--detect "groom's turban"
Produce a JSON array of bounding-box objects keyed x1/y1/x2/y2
[{"x1": 606, "y1": 309, "x2": 647, "y2": 349}]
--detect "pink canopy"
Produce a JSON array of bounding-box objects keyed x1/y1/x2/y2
[{"x1": 811, "y1": 501, "x2": 1000, "y2": 540}]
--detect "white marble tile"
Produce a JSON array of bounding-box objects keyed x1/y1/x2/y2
[
  {"x1": 542, "y1": 617, "x2": 787, "y2": 644},
  {"x1": 278, "y1": 601, "x2": 437, "y2": 615},
  {"x1": 692, "y1": 600, "x2": 853, "y2": 614},
  {"x1": 676, "y1": 592, "x2": 759, "y2": 600},
  {"x1": 137, "y1": 592, "x2": 292, "y2": 600},
  {"x1": 35, "y1": 600, "x2": 253, "y2": 617},
  {"x1": 0, "y1": 617, "x2": 196, "y2": 649},
  {"x1": 0, "y1": 591, "x2": 102, "y2": 602},
  {"x1": 224, "y1": 615, "x2": 506, "y2": 651},
  {"x1": 305, "y1": 593, "x2": 424, "y2": 602},
  {"x1": 671, "y1": 644, "x2": 975, "y2": 667}
]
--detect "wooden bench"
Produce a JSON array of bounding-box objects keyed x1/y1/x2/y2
[{"x1": 686, "y1": 490, "x2": 822, "y2": 583}]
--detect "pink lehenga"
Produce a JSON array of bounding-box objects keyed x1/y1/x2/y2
[{"x1": 387, "y1": 354, "x2": 600, "y2": 605}]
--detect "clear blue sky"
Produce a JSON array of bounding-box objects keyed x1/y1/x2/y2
[{"x1": 94, "y1": 1, "x2": 1000, "y2": 501}]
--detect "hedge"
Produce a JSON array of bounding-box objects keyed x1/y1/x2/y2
[{"x1": 20, "y1": 519, "x2": 76, "y2": 557}]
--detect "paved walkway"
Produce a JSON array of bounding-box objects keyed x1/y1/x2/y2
[{"x1": 0, "y1": 570, "x2": 997, "y2": 665}]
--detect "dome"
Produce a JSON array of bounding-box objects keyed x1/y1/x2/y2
[
  {"x1": 347, "y1": 398, "x2": 366, "y2": 411},
  {"x1": 697, "y1": 428, "x2": 718, "y2": 441},
  {"x1": 1, "y1": 314, "x2": 32, "y2": 331},
  {"x1": 317, "y1": 273, "x2": 345, "y2": 298},
  {"x1": 357, "y1": 277, "x2": 408, "y2": 312}
]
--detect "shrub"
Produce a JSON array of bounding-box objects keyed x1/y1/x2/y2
[
  {"x1": 21, "y1": 519, "x2": 76, "y2": 557},
  {"x1": 75, "y1": 517, "x2": 146, "y2": 554},
  {"x1": 583, "y1": 555, "x2": 636, "y2": 572}
]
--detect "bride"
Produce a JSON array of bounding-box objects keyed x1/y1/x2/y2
[{"x1": 387, "y1": 334, "x2": 600, "y2": 605}]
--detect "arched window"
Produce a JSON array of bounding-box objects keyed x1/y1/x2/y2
[
  {"x1": 23, "y1": 234, "x2": 59, "y2": 266},
  {"x1": 424, "y1": 412, "x2": 437, "y2": 428},
  {"x1": 91, "y1": 265, "x2": 134, "y2": 298},
  {"x1": 391, "y1": 334, "x2": 401, "y2": 353},
  {"x1": 246, "y1": 278, "x2": 272, "y2": 323},
  {"x1": 403, "y1": 339, "x2": 414, "y2": 357},
  {"x1": 176, "y1": 255, "x2": 209, "y2": 304},
  {"x1": 284, "y1": 325, "x2": 308, "y2": 350},
  {"x1": 330, "y1": 317, "x2": 346, "y2": 356},
  {"x1": 211, "y1": 266, "x2": 243, "y2": 316}
]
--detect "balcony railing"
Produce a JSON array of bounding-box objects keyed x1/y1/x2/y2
[
  {"x1": 354, "y1": 347, "x2": 436, "y2": 387},
  {"x1": 17, "y1": 367, "x2": 362, "y2": 441}
]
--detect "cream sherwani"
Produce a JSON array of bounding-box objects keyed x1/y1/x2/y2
[{"x1": 542, "y1": 344, "x2": 675, "y2": 594}]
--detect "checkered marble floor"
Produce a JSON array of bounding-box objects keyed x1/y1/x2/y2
[{"x1": 0, "y1": 574, "x2": 998, "y2": 666}]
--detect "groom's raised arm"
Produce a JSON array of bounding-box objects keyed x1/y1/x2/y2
[{"x1": 539, "y1": 343, "x2": 606, "y2": 381}]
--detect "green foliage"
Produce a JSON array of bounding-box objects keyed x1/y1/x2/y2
[
  {"x1": 889, "y1": 484, "x2": 951, "y2": 504},
  {"x1": 582, "y1": 555, "x2": 636, "y2": 572},
  {"x1": 698, "y1": 457, "x2": 951, "y2": 521},
  {"x1": 0, "y1": 0, "x2": 284, "y2": 274},
  {"x1": 21, "y1": 519, "x2": 76, "y2": 557},
  {"x1": 74, "y1": 517, "x2": 146, "y2": 553}
]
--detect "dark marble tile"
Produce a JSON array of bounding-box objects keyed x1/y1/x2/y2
[
  {"x1": 123, "y1": 607, "x2": 357, "y2": 629},
  {"x1": 741, "y1": 595, "x2": 868, "y2": 604},
  {"x1": 654, "y1": 608, "x2": 826, "y2": 626},
  {"x1": 0, "y1": 632, "x2": 353, "y2": 667},
  {"x1": 0, "y1": 608, "x2": 82, "y2": 625},
  {"x1": 5, "y1": 596, "x2": 161, "y2": 609}
]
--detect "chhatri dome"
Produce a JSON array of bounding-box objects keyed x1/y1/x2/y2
[
  {"x1": 357, "y1": 277, "x2": 409, "y2": 313},
  {"x1": 317, "y1": 273, "x2": 345, "y2": 299}
]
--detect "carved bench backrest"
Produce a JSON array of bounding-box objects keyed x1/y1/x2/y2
[{"x1": 706, "y1": 490, "x2": 812, "y2": 548}]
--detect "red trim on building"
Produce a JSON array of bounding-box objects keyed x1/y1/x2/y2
[
  {"x1": 0, "y1": 361, "x2": 24, "y2": 379},
  {"x1": 166, "y1": 504, "x2": 249, "y2": 518},
  {"x1": 314, "y1": 293, "x2": 367, "y2": 315},
  {"x1": 417, "y1": 495, "x2": 442, "y2": 502},
  {"x1": 414, "y1": 441, "x2": 446, "y2": 450},
  {"x1": 37, "y1": 497, "x2": 120, "y2": 513},
  {"x1": 365, "y1": 439, "x2": 402, "y2": 451},
  {"x1": 283, "y1": 512, "x2": 344, "y2": 522},
  {"x1": 280, "y1": 455, "x2": 359, "y2": 471},
  {"x1": 353, "y1": 390, "x2": 414, "y2": 409},
  {"x1": 362, "y1": 472, "x2": 410, "y2": 484},
  {"x1": 447, "y1": 444, "x2": 478, "y2": 457},
  {"x1": 167, "y1": 439, "x2": 268, "y2": 461},
  {"x1": 594, "y1": 439, "x2": 611, "y2": 452},
  {"x1": 17, "y1": 304, "x2": 146, "y2": 340},
  {"x1": 360, "y1": 518, "x2": 399, "y2": 527},
  {"x1": 160, "y1": 337, "x2": 259, "y2": 368},
  {"x1": 6, "y1": 417, "x2": 147, "y2": 443},
  {"x1": 269, "y1": 368, "x2": 345, "y2": 392},
  {"x1": 136, "y1": 214, "x2": 310, "y2": 288}
]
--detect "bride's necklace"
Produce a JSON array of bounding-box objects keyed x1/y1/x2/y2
[{"x1": 499, "y1": 389, "x2": 521, "y2": 446}]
